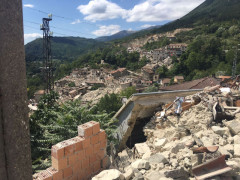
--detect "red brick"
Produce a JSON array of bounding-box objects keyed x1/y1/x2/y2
[
  {"x1": 71, "y1": 137, "x2": 84, "y2": 152},
  {"x1": 85, "y1": 146, "x2": 93, "y2": 157},
  {"x1": 68, "y1": 153, "x2": 78, "y2": 166},
  {"x1": 76, "y1": 150, "x2": 85, "y2": 161},
  {"x1": 47, "y1": 167, "x2": 63, "y2": 180},
  {"x1": 63, "y1": 166, "x2": 73, "y2": 179},
  {"x1": 73, "y1": 161, "x2": 82, "y2": 174},
  {"x1": 101, "y1": 156, "x2": 110, "y2": 169},
  {"x1": 96, "y1": 149, "x2": 105, "y2": 160},
  {"x1": 80, "y1": 169, "x2": 88, "y2": 180},
  {"x1": 52, "y1": 156, "x2": 68, "y2": 171},
  {"x1": 72, "y1": 175, "x2": 78, "y2": 180},
  {"x1": 82, "y1": 138, "x2": 90, "y2": 149},
  {"x1": 88, "y1": 121, "x2": 100, "y2": 134},
  {"x1": 85, "y1": 166, "x2": 94, "y2": 179},
  {"x1": 51, "y1": 144, "x2": 65, "y2": 159},
  {"x1": 93, "y1": 160, "x2": 101, "y2": 173},
  {"x1": 64, "y1": 140, "x2": 75, "y2": 156},
  {"x1": 99, "y1": 130, "x2": 107, "y2": 142},
  {"x1": 93, "y1": 143, "x2": 100, "y2": 154},
  {"x1": 100, "y1": 140, "x2": 107, "y2": 149},
  {"x1": 82, "y1": 157, "x2": 90, "y2": 168},
  {"x1": 90, "y1": 134, "x2": 99, "y2": 145},
  {"x1": 89, "y1": 154, "x2": 97, "y2": 164},
  {"x1": 78, "y1": 123, "x2": 93, "y2": 138}
]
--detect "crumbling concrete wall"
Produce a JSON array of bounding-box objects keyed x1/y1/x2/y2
[
  {"x1": 113, "y1": 90, "x2": 202, "y2": 151},
  {"x1": 33, "y1": 121, "x2": 109, "y2": 180},
  {"x1": 0, "y1": 0, "x2": 33, "y2": 179}
]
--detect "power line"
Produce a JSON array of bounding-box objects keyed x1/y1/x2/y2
[
  {"x1": 24, "y1": 25, "x2": 67, "y2": 36},
  {"x1": 25, "y1": 20, "x2": 95, "y2": 37},
  {"x1": 26, "y1": 7, "x2": 97, "y2": 27}
]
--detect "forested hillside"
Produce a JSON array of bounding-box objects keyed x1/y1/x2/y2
[
  {"x1": 116, "y1": 0, "x2": 240, "y2": 42},
  {"x1": 25, "y1": 37, "x2": 105, "y2": 62}
]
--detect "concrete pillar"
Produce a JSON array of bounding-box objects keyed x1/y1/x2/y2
[{"x1": 0, "y1": 0, "x2": 32, "y2": 179}]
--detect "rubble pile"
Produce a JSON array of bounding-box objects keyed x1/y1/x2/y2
[{"x1": 93, "y1": 84, "x2": 240, "y2": 180}]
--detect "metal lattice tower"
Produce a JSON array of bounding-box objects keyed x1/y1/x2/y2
[{"x1": 40, "y1": 14, "x2": 54, "y2": 93}]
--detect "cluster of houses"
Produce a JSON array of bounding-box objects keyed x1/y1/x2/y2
[
  {"x1": 32, "y1": 63, "x2": 232, "y2": 108},
  {"x1": 51, "y1": 65, "x2": 188, "y2": 103},
  {"x1": 131, "y1": 43, "x2": 188, "y2": 62}
]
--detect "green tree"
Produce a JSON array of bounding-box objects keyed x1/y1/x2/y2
[
  {"x1": 95, "y1": 93, "x2": 122, "y2": 114},
  {"x1": 30, "y1": 92, "x2": 119, "y2": 173},
  {"x1": 120, "y1": 86, "x2": 137, "y2": 98}
]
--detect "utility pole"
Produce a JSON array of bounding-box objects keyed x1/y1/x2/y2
[
  {"x1": 232, "y1": 44, "x2": 240, "y2": 78},
  {"x1": 40, "y1": 14, "x2": 54, "y2": 93}
]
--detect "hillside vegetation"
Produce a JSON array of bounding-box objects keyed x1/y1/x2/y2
[{"x1": 25, "y1": 37, "x2": 105, "y2": 62}]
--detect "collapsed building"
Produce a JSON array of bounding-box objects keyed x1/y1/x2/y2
[{"x1": 92, "y1": 77, "x2": 240, "y2": 180}]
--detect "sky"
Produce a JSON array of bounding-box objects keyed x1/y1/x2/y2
[{"x1": 23, "y1": 0, "x2": 205, "y2": 44}]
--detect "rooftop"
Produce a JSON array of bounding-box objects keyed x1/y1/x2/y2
[{"x1": 160, "y1": 77, "x2": 221, "y2": 91}]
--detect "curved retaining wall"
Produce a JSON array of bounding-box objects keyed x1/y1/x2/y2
[{"x1": 113, "y1": 89, "x2": 202, "y2": 151}]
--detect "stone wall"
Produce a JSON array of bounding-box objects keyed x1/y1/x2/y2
[{"x1": 33, "y1": 121, "x2": 109, "y2": 180}]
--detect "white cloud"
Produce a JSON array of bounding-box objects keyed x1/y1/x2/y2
[
  {"x1": 77, "y1": 0, "x2": 127, "y2": 22},
  {"x1": 24, "y1": 4, "x2": 34, "y2": 8},
  {"x1": 77, "y1": 0, "x2": 204, "y2": 22},
  {"x1": 71, "y1": 19, "x2": 81, "y2": 25},
  {"x1": 92, "y1": 25, "x2": 121, "y2": 36},
  {"x1": 24, "y1": 33, "x2": 41, "y2": 44},
  {"x1": 126, "y1": 0, "x2": 205, "y2": 22},
  {"x1": 141, "y1": 24, "x2": 155, "y2": 29}
]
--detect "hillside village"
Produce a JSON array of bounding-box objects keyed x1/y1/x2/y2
[{"x1": 32, "y1": 31, "x2": 190, "y2": 105}]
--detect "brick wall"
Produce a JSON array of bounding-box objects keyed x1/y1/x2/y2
[{"x1": 33, "y1": 121, "x2": 109, "y2": 180}]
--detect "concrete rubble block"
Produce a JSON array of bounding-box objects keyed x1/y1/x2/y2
[
  {"x1": 123, "y1": 166, "x2": 134, "y2": 180},
  {"x1": 162, "y1": 142, "x2": 174, "y2": 152},
  {"x1": 92, "y1": 169, "x2": 124, "y2": 180},
  {"x1": 161, "y1": 151, "x2": 171, "y2": 160},
  {"x1": 147, "y1": 153, "x2": 169, "y2": 164},
  {"x1": 226, "y1": 159, "x2": 240, "y2": 175},
  {"x1": 234, "y1": 135, "x2": 240, "y2": 144},
  {"x1": 219, "y1": 138, "x2": 227, "y2": 146},
  {"x1": 191, "y1": 153, "x2": 203, "y2": 167},
  {"x1": 224, "y1": 144, "x2": 234, "y2": 154},
  {"x1": 154, "y1": 138, "x2": 168, "y2": 150},
  {"x1": 212, "y1": 126, "x2": 228, "y2": 136},
  {"x1": 218, "y1": 146, "x2": 232, "y2": 158},
  {"x1": 170, "y1": 158, "x2": 179, "y2": 168},
  {"x1": 134, "y1": 142, "x2": 151, "y2": 157},
  {"x1": 142, "y1": 151, "x2": 153, "y2": 160},
  {"x1": 225, "y1": 120, "x2": 240, "y2": 135},
  {"x1": 201, "y1": 136, "x2": 214, "y2": 146},
  {"x1": 131, "y1": 159, "x2": 150, "y2": 170},
  {"x1": 132, "y1": 175, "x2": 144, "y2": 180},
  {"x1": 234, "y1": 144, "x2": 240, "y2": 158},
  {"x1": 132, "y1": 169, "x2": 144, "y2": 180},
  {"x1": 145, "y1": 171, "x2": 167, "y2": 180},
  {"x1": 170, "y1": 143, "x2": 185, "y2": 154},
  {"x1": 162, "y1": 167, "x2": 189, "y2": 179},
  {"x1": 184, "y1": 139, "x2": 195, "y2": 148}
]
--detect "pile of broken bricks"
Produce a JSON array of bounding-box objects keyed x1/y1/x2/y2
[{"x1": 93, "y1": 83, "x2": 240, "y2": 180}]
